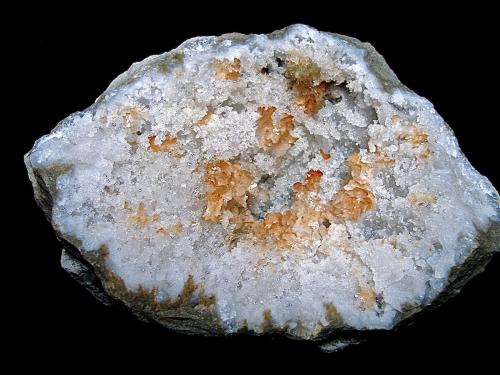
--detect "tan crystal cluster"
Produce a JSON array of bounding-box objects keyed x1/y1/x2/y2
[
  {"x1": 200, "y1": 149, "x2": 396, "y2": 250},
  {"x1": 284, "y1": 55, "x2": 328, "y2": 115}
]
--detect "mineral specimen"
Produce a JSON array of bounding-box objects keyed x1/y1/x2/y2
[{"x1": 25, "y1": 25, "x2": 499, "y2": 350}]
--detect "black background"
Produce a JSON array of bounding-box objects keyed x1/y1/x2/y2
[{"x1": 12, "y1": 5, "x2": 499, "y2": 369}]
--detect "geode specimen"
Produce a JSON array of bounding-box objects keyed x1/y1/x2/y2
[{"x1": 26, "y1": 25, "x2": 499, "y2": 350}]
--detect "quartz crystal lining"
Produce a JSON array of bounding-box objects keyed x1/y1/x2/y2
[{"x1": 26, "y1": 25, "x2": 499, "y2": 340}]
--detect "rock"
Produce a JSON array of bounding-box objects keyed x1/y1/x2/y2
[{"x1": 25, "y1": 24, "x2": 499, "y2": 350}]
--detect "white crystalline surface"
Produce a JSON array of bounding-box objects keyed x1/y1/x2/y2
[{"x1": 29, "y1": 25, "x2": 498, "y2": 335}]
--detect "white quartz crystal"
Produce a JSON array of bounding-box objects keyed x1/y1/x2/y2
[{"x1": 26, "y1": 25, "x2": 499, "y2": 338}]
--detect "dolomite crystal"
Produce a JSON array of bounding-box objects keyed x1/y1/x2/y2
[{"x1": 26, "y1": 25, "x2": 499, "y2": 350}]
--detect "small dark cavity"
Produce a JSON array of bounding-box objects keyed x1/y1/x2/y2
[
  {"x1": 335, "y1": 81, "x2": 349, "y2": 88},
  {"x1": 259, "y1": 174, "x2": 271, "y2": 184},
  {"x1": 248, "y1": 195, "x2": 271, "y2": 221},
  {"x1": 247, "y1": 174, "x2": 276, "y2": 220},
  {"x1": 260, "y1": 66, "x2": 270, "y2": 74},
  {"x1": 103, "y1": 213, "x2": 116, "y2": 223},
  {"x1": 322, "y1": 219, "x2": 331, "y2": 228},
  {"x1": 376, "y1": 293, "x2": 385, "y2": 310},
  {"x1": 219, "y1": 99, "x2": 246, "y2": 114},
  {"x1": 276, "y1": 57, "x2": 284, "y2": 67},
  {"x1": 230, "y1": 102, "x2": 246, "y2": 113},
  {"x1": 254, "y1": 211, "x2": 268, "y2": 221},
  {"x1": 326, "y1": 93, "x2": 343, "y2": 104},
  {"x1": 136, "y1": 131, "x2": 142, "y2": 136},
  {"x1": 325, "y1": 81, "x2": 348, "y2": 104},
  {"x1": 345, "y1": 226, "x2": 353, "y2": 240},
  {"x1": 137, "y1": 97, "x2": 151, "y2": 107},
  {"x1": 432, "y1": 241, "x2": 443, "y2": 251}
]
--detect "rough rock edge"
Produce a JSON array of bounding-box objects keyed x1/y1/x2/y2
[{"x1": 25, "y1": 25, "x2": 500, "y2": 351}]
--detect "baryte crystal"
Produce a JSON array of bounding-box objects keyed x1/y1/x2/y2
[{"x1": 25, "y1": 25, "x2": 499, "y2": 349}]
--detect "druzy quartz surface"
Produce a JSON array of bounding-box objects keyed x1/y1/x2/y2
[{"x1": 26, "y1": 25, "x2": 499, "y2": 346}]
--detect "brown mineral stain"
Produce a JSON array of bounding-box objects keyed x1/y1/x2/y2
[
  {"x1": 93, "y1": 248, "x2": 218, "y2": 316},
  {"x1": 401, "y1": 124, "x2": 429, "y2": 146},
  {"x1": 320, "y1": 149, "x2": 331, "y2": 160},
  {"x1": 324, "y1": 303, "x2": 344, "y2": 326},
  {"x1": 374, "y1": 158, "x2": 395, "y2": 166},
  {"x1": 256, "y1": 106, "x2": 298, "y2": 157},
  {"x1": 129, "y1": 202, "x2": 159, "y2": 229},
  {"x1": 179, "y1": 275, "x2": 197, "y2": 302},
  {"x1": 156, "y1": 61, "x2": 170, "y2": 74},
  {"x1": 46, "y1": 163, "x2": 73, "y2": 176},
  {"x1": 156, "y1": 222, "x2": 183, "y2": 235},
  {"x1": 116, "y1": 106, "x2": 146, "y2": 127},
  {"x1": 261, "y1": 309, "x2": 273, "y2": 330},
  {"x1": 171, "y1": 275, "x2": 217, "y2": 310},
  {"x1": 214, "y1": 58, "x2": 241, "y2": 80},
  {"x1": 198, "y1": 293, "x2": 216, "y2": 308},
  {"x1": 420, "y1": 146, "x2": 431, "y2": 159},
  {"x1": 407, "y1": 192, "x2": 436, "y2": 206},
  {"x1": 164, "y1": 274, "x2": 201, "y2": 308},
  {"x1": 126, "y1": 139, "x2": 139, "y2": 147},
  {"x1": 156, "y1": 52, "x2": 184, "y2": 75},
  {"x1": 373, "y1": 150, "x2": 395, "y2": 166},
  {"x1": 197, "y1": 110, "x2": 214, "y2": 125},
  {"x1": 357, "y1": 287, "x2": 376, "y2": 309},
  {"x1": 284, "y1": 55, "x2": 327, "y2": 115},
  {"x1": 148, "y1": 135, "x2": 177, "y2": 152}
]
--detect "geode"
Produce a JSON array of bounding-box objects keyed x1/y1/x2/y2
[{"x1": 26, "y1": 25, "x2": 499, "y2": 350}]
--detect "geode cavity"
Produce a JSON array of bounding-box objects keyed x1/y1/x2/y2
[{"x1": 25, "y1": 25, "x2": 499, "y2": 350}]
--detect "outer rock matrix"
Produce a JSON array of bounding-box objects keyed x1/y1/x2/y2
[{"x1": 26, "y1": 25, "x2": 499, "y2": 351}]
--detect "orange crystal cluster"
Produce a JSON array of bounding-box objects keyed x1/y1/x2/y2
[
  {"x1": 284, "y1": 56, "x2": 327, "y2": 115},
  {"x1": 256, "y1": 107, "x2": 298, "y2": 157},
  {"x1": 201, "y1": 153, "x2": 380, "y2": 250}
]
